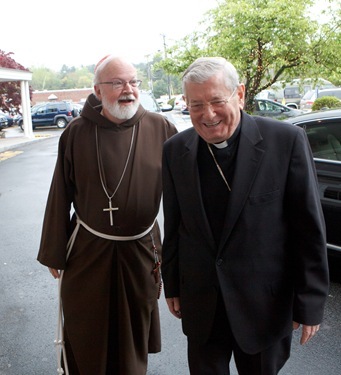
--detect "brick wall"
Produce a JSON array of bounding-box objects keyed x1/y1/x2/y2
[{"x1": 32, "y1": 88, "x2": 94, "y2": 105}]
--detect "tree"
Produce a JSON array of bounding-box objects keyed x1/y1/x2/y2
[
  {"x1": 0, "y1": 50, "x2": 32, "y2": 114},
  {"x1": 30, "y1": 66, "x2": 60, "y2": 90},
  {"x1": 30, "y1": 65, "x2": 95, "y2": 90},
  {"x1": 157, "y1": 0, "x2": 341, "y2": 112},
  {"x1": 137, "y1": 54, "x2": 182, "y2": 98}
]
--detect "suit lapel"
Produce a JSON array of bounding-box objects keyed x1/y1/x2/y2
[
  {"x1": 182, "y1": 130, "x2": 217, "y2": 249},
  {"x1": 218, "y1": 114, "x2": 265, "y2": 252}
]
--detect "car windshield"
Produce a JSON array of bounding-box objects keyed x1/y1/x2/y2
[
  {"x1": 139, "y1": 93, "x2": 160, "y2": 113},
  {"x1": 31, "y1": 104, "x2": 44, "y2": 114},
  {"x1": 302, "y1": 90, "x2": 316, "y2": 100}
]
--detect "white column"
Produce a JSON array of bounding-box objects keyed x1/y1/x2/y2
[{"x1": 20, "y1": 80, "x2": 34, "y2": 138}]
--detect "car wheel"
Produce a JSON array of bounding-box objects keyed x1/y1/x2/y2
[{"x1": 56, "y1": 118, "x2": 67, "y2": 128}]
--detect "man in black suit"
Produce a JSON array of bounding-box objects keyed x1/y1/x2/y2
[{"x1": 161, "y1": 57, "x2": 329, "y2": 375}]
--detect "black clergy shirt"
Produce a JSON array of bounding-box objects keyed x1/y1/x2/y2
[{"x1": 197, "y1": 124, "x2": 241, "y2": 247}]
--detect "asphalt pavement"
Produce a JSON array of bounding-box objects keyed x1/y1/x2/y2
[{"x1": 1, "y1": 114, "x2": 340, "y2": 375}]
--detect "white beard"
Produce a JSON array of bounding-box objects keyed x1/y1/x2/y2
[{"x1": 102, "y1": 94, "x2": 139, "y2": 120}]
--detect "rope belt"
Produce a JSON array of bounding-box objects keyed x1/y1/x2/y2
[{"x1": 55, "y1": 215, "x2": 156, "y2": 375}]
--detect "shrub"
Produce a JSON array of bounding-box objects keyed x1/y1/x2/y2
[
  {"x1": 312, "y1": 96, "x2": 341, "y2": 111},
  {"x1": 167, "y1": 97, "x2": 175, "y2": 108}
]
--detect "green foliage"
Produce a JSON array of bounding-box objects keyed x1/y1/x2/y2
[
  {"x1": 168, "y1": 97, "x2": 176, "y2": 108},
  {"x1": 312, "y1": 96, "x2": 341, "y2": 111},
  {"x1": 156, "y1": 0, "x2": 341, "y2": 112},
  {"x1": 30, "y1": 65, "x2": 95, "y2": 90},
  {"x1": 29, "y1": 57, "x2": 182, "y2": 100}
]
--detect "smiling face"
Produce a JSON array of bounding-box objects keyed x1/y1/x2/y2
[
  {"x1": 94, "y1": 57, "x2": 140, "y2": 124},
  {"x1": 184, "y1": 73, "x2": 245, "y2": 144}
]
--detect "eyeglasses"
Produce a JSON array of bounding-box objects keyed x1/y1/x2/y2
[
  {"x1": 96, "y1": 79, "x2": 142, "y2": 90},
  {"x1": 187, "y1": 87, "x2": 237, "y2": 113}
]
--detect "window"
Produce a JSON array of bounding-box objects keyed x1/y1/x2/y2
[
  {"x1": 47, "y1": 105, "x2": 58, "y2": 113},
  {"x1": 304, "y1": 122, "x2": 341, "y2": 161},
  {"x1": 284, "y1": 87, "x2": 300, "y2": 99}
]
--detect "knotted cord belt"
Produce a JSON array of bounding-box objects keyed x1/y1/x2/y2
[{"x1": 54, "y1": 214, "x2": 156, "y2": 375}]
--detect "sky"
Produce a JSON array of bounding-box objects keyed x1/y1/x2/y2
[
  {"x1": 2, "y1": 0, "x2": 219, "y2": 71},
  {"x1": 2, "y1": 0, "x2": 334, "y2": 72}
]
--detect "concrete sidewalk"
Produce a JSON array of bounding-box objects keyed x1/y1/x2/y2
[
  {"x1": 0, "y1": 112, "x2": 192, "y2": 154},
  {"x1": 0, "y1": 126, "x2": 58, "y2": 153}
]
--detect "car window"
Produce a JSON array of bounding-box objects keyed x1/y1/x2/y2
[
  {"x1": 319, "y1": 89, "x2": 341, "y2": 99},
  {"x1": 284, "y1": 87, "x2": 300, "y2": 98},
  {"x1": 267, "y1": 101, "x2": 288, "y2": 112},
  {"x1": 47, "y1": 105, "x2": 58, "y2": 113},
  {"x1": 37, "y1": 106, "x2": 47, "y2": 114},
  {"x1": 257, "y1": 100, "x2": 286, "y2": 113},
  {"x1": 31, "y1": 104, "x2": 43, "y2": 114},
  {"x1": 303, "y1": 122, "x2": 341, "y2": 161}
]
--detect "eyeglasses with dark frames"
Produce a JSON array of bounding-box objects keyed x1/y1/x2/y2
[{"x1": 96, "y1": 79, "x2": 142, "y2": 90}]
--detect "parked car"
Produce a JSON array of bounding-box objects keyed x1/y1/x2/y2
[
  {"x1": 181, "y1": 99, "x2": 303, "y2": 119},
  {"x1": 285, "y1": 109, "x2": 341, "y2": 257},
  {"x1": 139, "y1": 91, "x2": 162, "y2": 113},
  {"x1": 253, "y1": 99, "x2": 304, "y2": 119},
  {"x1": 139, "y1": 91, "x2": 172, "y2": 113},
  {"x1": 156, "y1": 99, "x2": 173, "y2": 112},
  {"x1": 257, "y1": 78, "x2": 335, "y2": 109},
  {"x1": 300, "y1": 88, "x2": 341, "y2": 112},
  {"x1": 0, "y1": 113, "x2": 9, "y2": 130},
  {"x1": 18, "y1": 101, "x2": 75, "y2": 130},
  {"x1": 181, "y1": 106, "x2": 189, "y2": 115},
  {"x1": 0, "y1": 110, "x2": 15, "y2": 127},
  {"x1": 173, "y1": 95, "x2": 186, "y2": 111},
  {"x1": 72, "y1": 103, "x2": 83, "y2": 116}
]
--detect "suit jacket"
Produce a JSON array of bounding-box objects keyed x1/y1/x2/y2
[{"x1": 161, "y1": 111, "x2": 329, "y2": 354}]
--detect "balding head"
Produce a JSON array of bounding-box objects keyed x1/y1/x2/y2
[{"x1": 94, "y1": 56, "x2": 136, "y2": 85}]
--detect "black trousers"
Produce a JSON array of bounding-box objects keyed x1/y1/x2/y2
[{"x1": 187, "y1": 293, "x2": 292, "y2": 375}]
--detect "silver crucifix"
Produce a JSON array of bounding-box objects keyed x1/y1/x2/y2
[{"x1": 103, "y1": 199, "x2": 119, "y2": 226}]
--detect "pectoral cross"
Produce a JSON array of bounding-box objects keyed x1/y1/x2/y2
[{"x1": 103, "y1": 199, "x2": 119, "y2": 226}]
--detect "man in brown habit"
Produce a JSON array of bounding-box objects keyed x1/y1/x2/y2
[{"x1": 37, "y1": 55, "x2": 177, "y2": 375}]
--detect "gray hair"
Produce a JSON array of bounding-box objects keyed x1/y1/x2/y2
[{"x1": 182, "y1": 57, "x2": 240, "y2": 95}]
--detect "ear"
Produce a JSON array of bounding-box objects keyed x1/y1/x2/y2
[
  {"x1": 94, "y1": 85, "x2": 102, "y2": 101},
  {"x1": 237, "y1": 84, "x2": 245, "y2": 109}
]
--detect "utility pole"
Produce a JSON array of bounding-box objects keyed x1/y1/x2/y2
[
  {"x1": 161, "y1": 34, "x2": 172, "y2": 99},
  {"x1": 145, "y1": 54, "x2": 153, "y2": 93}
]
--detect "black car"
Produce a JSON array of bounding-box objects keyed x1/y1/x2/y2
[
  {"x1": 18, "y1": 101, "x2": 75, "y2": 130},
  {"x1": 286, "y1": 109, "x2": 341, "y2": 257}
]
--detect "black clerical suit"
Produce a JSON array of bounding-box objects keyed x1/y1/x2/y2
[{"x1": 161, "y1": 111, "x2": 329, "y2": 374}]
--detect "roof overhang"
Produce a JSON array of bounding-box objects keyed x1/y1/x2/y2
[{"x1": 0, "y1": 67, "x2": 32, "y2": 82}]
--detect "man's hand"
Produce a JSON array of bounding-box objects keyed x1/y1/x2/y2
[
  {"x1": 48, "y1": 267, "x2": 61, "y2": 279},
  {"x1": 293, "y1": 321, "x2": 320, "y2": 345},
  {"x1": 166, "y1": 297, "x2": 182, "y2": 319}
]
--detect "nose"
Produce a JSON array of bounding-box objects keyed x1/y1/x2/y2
[
  {"x1": 122, "y1": 81, "x2": 134, "y2": 93},
  {"x1": 202, "y1": 103, "x2": 216, "y2": 118}
]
